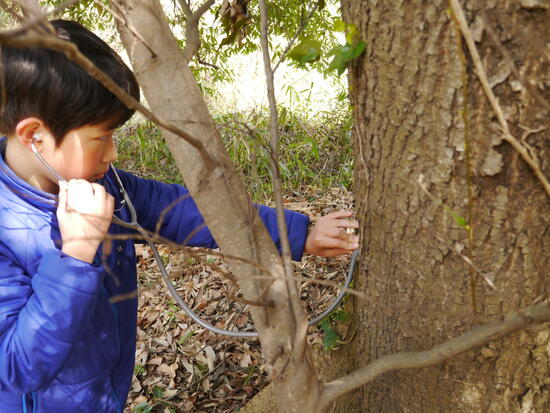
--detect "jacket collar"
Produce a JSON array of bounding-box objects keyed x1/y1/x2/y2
[{"x1": 0, "y1": 136, "x2": 57, "y2": 211}]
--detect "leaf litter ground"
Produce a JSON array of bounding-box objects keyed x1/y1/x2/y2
[{"x1": 126, "y1": 187, "x2": 354, "y2": 412}]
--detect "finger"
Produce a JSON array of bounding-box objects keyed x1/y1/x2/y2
[
  {"x1": 316, "y1": 236, "x2": 359, "y2": 250},
  {"x1": 105, "y1": 193, "x2": 115, "y2": 217},
  {"x1": 57, "y1": 181, "x2": 68, "y2": 212},
  {"x1": 331, "y1": 219, "x2": 359, "y2": 229},
  {"x1": 66, "y1": 179, "x2": 94, "y2": 211},
  {"x1": 324, "y1": 211, "x2": 354, "y2": 220},
  {"x1": 323, "y1": 226, "x2": 343, "y2": 238},
  {"x1": 90, "y1": 183, "x2": 114, "y2": 222},
  {"x1": 90, "y1": 182, "x2": 106, "y2": 199},
  {"x1": 337, "y1": 230, "x2": 359, "y2": 244}
]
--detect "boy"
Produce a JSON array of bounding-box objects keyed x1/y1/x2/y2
[{"x1": 0, "y1": 20, "x2": 358, "y2": 412}]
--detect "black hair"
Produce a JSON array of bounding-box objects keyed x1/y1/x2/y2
[{"x1": 0, "y1": 19, "x2": 139, "y2": 144}]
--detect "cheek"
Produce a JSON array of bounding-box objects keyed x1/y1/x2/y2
[{"x1": 55, "y1": 146, "x2": 102, "y2": 179}]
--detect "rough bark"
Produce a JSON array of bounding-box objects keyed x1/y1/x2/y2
[{"x1": 339, "y1": 0, "x2": 549, "y2": 411}]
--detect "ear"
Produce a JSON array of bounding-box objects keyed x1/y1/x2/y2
[{"x1": 14, "y1": 118, "x2": 51, "y2": 150}]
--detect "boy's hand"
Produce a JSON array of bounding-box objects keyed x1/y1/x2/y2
[
  {"x1": 57, "y1": 180, "x2": 114, "y2": 263},
  {"x1": 304, "y1": 211, "x2": 359, "y2": 257}
]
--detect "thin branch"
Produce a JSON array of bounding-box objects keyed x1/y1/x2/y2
[
  {"x1": 178, "y1": 0, "x2": 193, "y2": 16},
  {"x1": 273, "y1": 0, "x2": 322, "y2": 73},
  {"x1": 258, "y1": 0, "x2": 306, "y2": 345},
  {"x1": 93, "y1": 0, "x2": 157, "y2": 57},
  {"x1": 13, "y1": 0, "x2": 42, "y2": 19},
  {"x1": 0, "y1": 28, "x2": 216, "y2": 170},
  {"x1": 9, "y1": 0, "x2": 81, "y2": 27},
  {"x1": 449, "y1": 0, "x2": 550, "y2": 199},
  {"x1": 178, "y1": 0, "x2": 215, "y2": 63},
  {"x1": 319, "y1": 299, "x2": 550, "y2": 408},
  {"x1": 197, "y1": 53, "x2": 220, "y2": 70}
]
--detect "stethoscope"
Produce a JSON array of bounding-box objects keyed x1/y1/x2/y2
[{"x1": 31, "y1": 135, "x2": 357, "y2": 337}]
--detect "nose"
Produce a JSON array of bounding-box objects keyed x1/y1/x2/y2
[{"x1": 103, "y1": 137, "x2": 118, "y2": 163}]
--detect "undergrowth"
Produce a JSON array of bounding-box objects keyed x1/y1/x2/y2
[{"x1": 115, "y1": 107, "x2": 353, "y2": 201}]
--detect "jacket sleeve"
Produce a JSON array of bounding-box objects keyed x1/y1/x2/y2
[
  {"x1": 0, "y1": 248, "x2": 103, "y2": 393},
  {"x1": 116, "y1": 170, "x2": 310, "y2": 261}
]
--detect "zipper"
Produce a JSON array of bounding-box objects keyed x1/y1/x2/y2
[
  {"x1": 21, "y1": 394, "x2": 27, "y2": 413},
  {"x1": 21, "y1": 392, "x2": 37, "y2": 412}
]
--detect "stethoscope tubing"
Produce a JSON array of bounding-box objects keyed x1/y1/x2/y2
[{"x1": 32, "y1": 141, "x2": 357, "y2": 337}]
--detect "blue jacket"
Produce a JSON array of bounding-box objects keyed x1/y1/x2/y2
[{"x1": 0, "y1": 137, "x2": 309, "y2": 412}]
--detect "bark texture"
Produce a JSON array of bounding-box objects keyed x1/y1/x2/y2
[{"x1": 339, "y1": 0, "x2": 549, "y2": 411}]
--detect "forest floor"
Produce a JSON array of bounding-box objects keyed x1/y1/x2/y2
[{"x1": 125, "y1": 186, "x2": 355, "y2": 413}]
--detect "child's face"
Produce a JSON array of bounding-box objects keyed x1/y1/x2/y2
[{"x1": 42, "y1": 121, "x2": 117, "y2": 183}]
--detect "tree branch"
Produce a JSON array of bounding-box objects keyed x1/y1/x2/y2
[
  {"x1": 93, "y1": 0, "x2": 157, "y2": 56},
  {"x1": 13, "y1": 0, "x2": 42, "y2": 19},
  {"x1": 449, "y1": 0, "x2": 550, "y2": 199},
  {"x1": 4, "y1": 0, "x2": 81, "y2": 27},
  {"x1": 258, "y1": 0, "x2": 305, "y2": 340},
  {"x1": 178, "y1": 0, "x2": 215, "y2": 63},
  {"x1": 319, "y1": 299, "x2": 550, "y2": 408}
]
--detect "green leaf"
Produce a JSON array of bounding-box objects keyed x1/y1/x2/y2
[
  {"x1": 345, "y1": 24, "x2": 359, "y2": 45},
  {"x1": 327, "y1": 41, "x2": 366, "y2": 75},
  {"x1": 333, "y1": 309, "x2": 351, "y2": 322},
  {"x1": 450, "y1": 211, "x2": 470, "y2": 230},
  {"x1": 443, "y1": 205, "x2": 470, "y2": 231},
  {"x1": 178, "y1": 330, "x2": 194, "y2": 346},
  {"x1": 319, "y1": 0, "x2": 326, "y2": 10},
  {"x1": 350, "y1": 41, "x2": 366, "y2": 58},
  {"x1": 134, "y1": 364, "x2": 145, "y2": 376},
  {"x1": 320, "y1": 319, "x2": 340, "y2": 351},
  {"x1": 152, "y1": 386, "x2": 164, "y2": 399},
  {"x1": 287, "y1": 39, "x2": 323, "y2": 65},
  {"x1": 333, "y1": 19, "x2": 347, "y2": 32},
  {"x1": 134, "y1": 402, "x2": 153, "y2": 413}
]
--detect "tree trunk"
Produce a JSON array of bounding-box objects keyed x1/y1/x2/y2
[{"x1": 339, "y1": 0, "x2": 549, "y2": 411}]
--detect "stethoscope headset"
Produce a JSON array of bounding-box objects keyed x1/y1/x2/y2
[{"x1": 30, "y1": 133, "x2": 357, "y2": 337}]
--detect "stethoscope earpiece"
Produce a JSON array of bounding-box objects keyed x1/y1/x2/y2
[{"x1": 31, "y1": 135, "x2": 66, "y2": 183}]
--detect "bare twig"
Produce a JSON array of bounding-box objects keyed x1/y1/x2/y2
[
  {"x1": 13, "y1": 0, "x2": 42, "y2": 19},
  {"x1": 8, "y1": 0, "x2": 81, "y2": 27},
  {"x1": 449, "y1": 0, "x2": 550, "y2": 199},
  {"x1": 453, "y1": 245, "x2": 496, "y2": 290},
  {"x1": 197, "y1": 53, "x2": 220, "y2": 70},
  {"x1": 319, "y1": 299, "x2": 550, "y2": 408},
  {"x1": 178, "y1": 0, "x2": 215, "y2": 63},
  {"x1": 93, "y1": 0, "x2": 157, "y2": 56},
  {"x1": 258, "y1": 0, "x2": 306, "y2": 343}
]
